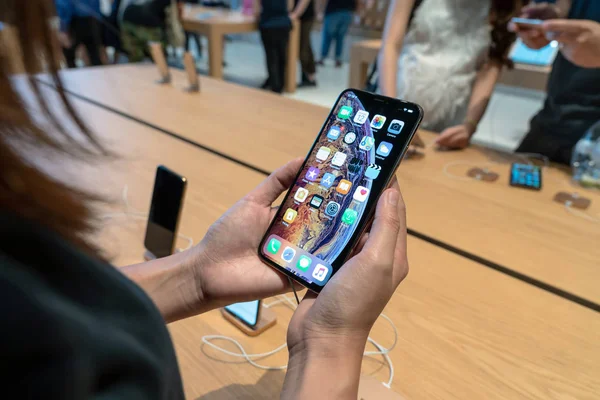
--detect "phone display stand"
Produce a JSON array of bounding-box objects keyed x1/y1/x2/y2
[
  {"x1": 467, "y1": 167, "x2": 499, "y2": 182},
  {"x1": 143, "y1": 250, "x2": 157, "y2": 261},
  {"x1": 148, "y1": 42, "x2": 171, "y2": 85},
  {"x1": 358, "y1": 375, "x2": 405, "y2": 400},
  {"x1": 221, "y1": 307, "x2": 277, "y2": 337},
  {"x1": 183, "y1": 52, "x2": 200, "y2": 93},
  {"x1": 553, "y1": 191, "x2": 591, "y2": 210}
]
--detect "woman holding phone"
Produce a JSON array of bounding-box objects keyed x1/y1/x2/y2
[
  {"x1": 0, "y1": 1, "x2": 408, "y2": 398},
  {"x1": 378, "y1": 0, "x2": 524, "y2": 149}
]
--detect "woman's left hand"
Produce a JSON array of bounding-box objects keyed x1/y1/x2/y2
[
  {"x1": 190, "y1": 158, "x2": 303, "y2": 309},
  {"x1": 435, "y1": 124, "x2": 473, "y2": 149}
]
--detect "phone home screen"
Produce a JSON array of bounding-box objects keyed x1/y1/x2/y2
[{"x1": 260, "y1": 90, "x2": 422, "y2": 292}]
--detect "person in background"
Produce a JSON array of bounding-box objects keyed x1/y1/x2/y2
[
  {"x1": 117, "y1": 0, "x2": 171, "y2": 62},
  {"x1": 256, "y1": 0, "x2": 291, "y2": 93},
  {"x1": 55, "y1": 0, "x2": 104, "y2": 68},
  {"x1": 291, "y1": 0, "x2": 317, "y2": 87},
  {"x1": 379, "y1": 0, "x2": 523, "y2": 149},
  {"x1": 512, "y1": 0, "x2": 600, "y2": 164},
  {"x1": 317, "y1": 0, "x2": 357, "y2": 68},
  {"x1": 182, "y1": 0, "x2": 202, "y2": 55},
  {"x1": 1, "y1": 2, "x2": 409, "y2": 398}
]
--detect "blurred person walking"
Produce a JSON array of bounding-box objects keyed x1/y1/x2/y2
[
  {"x1": 317, "y1": 0, "x2": 357, "y2": 67},
  {"x1": 291, "y1": 0, "x2": 317, "y2": 87},
  {"x1": 257, "y1": 0, "x2": 292, "y2": 93},
  {"x1": 56, "y1": 0, "x2": 104, "y2": 68}
]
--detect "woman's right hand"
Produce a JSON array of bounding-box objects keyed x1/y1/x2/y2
[{"x1": 282, "y1": 179, "x2": 408, "y2": 399}]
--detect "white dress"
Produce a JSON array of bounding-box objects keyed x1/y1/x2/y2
[{"x1": 396, "y1": 0, "x2": 491, "y2": 131}]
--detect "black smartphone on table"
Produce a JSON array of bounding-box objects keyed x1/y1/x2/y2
[
  {"x1": 510, "y1": 163, "x2": 542, "y2": 191},
  {"x1": 258, "y1": 89, "x2": 423, "y2": 293},
  {"x1": 144, "y1": 166, "x2": 187, "y2": 259},
  {"x1": 224, "y1": 301, "x2": 261, "y2": 329}
]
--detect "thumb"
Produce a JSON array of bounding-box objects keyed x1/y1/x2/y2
[
  {"x1": 247, "y1": 158, "x2": 303, "y2": 206},
  {"x1": 361, "y1": 188, "x2": 403, "y2": 266}
]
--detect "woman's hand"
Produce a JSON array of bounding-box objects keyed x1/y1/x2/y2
[
  {"x1": 282, "y1": 179, "x2": 408, "y2": 399},
  {"x1": 435, "y1": 124, "x2": 474, "y2": 149},
  {"x1": 192, "y1": 158, "x2": 304, "y2": 309},
  {"x1": 509, "y1": 2, "x2": 562, "y2": 49},
  {"x1": 544, "y1": 19, "x2": 600, "y2": 68}
]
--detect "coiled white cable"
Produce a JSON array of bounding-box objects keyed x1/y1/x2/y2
[{"x1": 202, "y1": 295, "x2": 399, "y2": 388}]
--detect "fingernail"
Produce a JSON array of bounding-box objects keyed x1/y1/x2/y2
[{"x1": 388, "y1": 189, "x2": 399, "y2": 206}]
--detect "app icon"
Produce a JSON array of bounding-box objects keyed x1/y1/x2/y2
[
  {"x1": 336, "y1": 179, "x2": 352, "y2": 195},
  {"x1": 365, "y1": 164, "x2": 381, "y2": 179},
  {"x1": 266, "y1": 238, "x2": 281, "y2": 255},
  {"x1": 371, "y1": 114, "x2": 387, "y2": 129},
  {"x1": 305, "y1": 167, "x2": 320, "y2": 181},
  {"x1": 331, "y1": 152, "x2": 347, "y2": 167},
  {"x1": 341, "y1": 209, "x2": 358, "y2": 225},
  {"x1": 325, "y1": 201, "x2": 340, "y2": 217},
  {"x1": 376, "y1": 141, "x2": 394, "y2": 157},
  {"x1": 320, "y1": 173, "x2": 336, "y2": 188},
  {"x1": 309, "y1": 195, "x2": 324, "y2": 208},
  {"x1": 283, "y1": 208, "x2": 297, "y2": 224},
  {"x1": 316, "y1": 146, "x2": 331, "y2": 161},
  {"x1": 294, "y1": 187, "x2": 309, "y2": 202},
  {"x1": 388, "y1": 119, "x2": 404, "y2": 135},
  {"x1": 353, "y1": 186, "x2": 370, "y2": 202},
  {"x1": 338, "y1": 105, "x2": 353, "y2": 119},
  {"x1": 353, "y1": 110, "x2": 369, "y2": 124},
  {"x1": 327, "y1": 126, "x2": 341, "y2": 140},
  {"x1": 297, "y1": 255, "x2": 312, "y2": 271},
  {"x1": 359, "y1": 136, "x2": 375, "y2": 151},
  {"x1": 348, "y1": 157, "x2": 363, "y2": 173},
  {"x1": 312, "y1": 264, "x2": 329, "y2": 282},
  {"x1": 344, "y1": 132, "x2": 357, "y2": 144},
  {"x1": 281, "y1": 246, "x2": 296, "y2": 263}
]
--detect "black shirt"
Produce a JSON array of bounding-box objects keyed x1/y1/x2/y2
[
  {"x1": 522, "y1": 0, "x2": 600, "y2": 163},
  {"x1": 260, "y1": 0, "x2": 291, "y2": 29},
  {"x1": 0, "y1": 213, "x2": 184, "y2": 399},
  {"x1": 325, "y1": 0, "x2": 356, "y2": 15},
  {"x1": 123, "y1": 0, "x2": 171, "y2": 27}
]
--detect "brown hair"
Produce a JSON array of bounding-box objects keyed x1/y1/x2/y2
[
  {"x1": 0, "y1": 0, "x2": 106, "y2": 256},
  {"x1": 489, "y1": 0, "x2": 529, "y2": 65}
]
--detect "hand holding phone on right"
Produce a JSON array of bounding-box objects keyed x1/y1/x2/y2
[{"x1": 509, "y1": 2, "x2": 563, "y2": 49}]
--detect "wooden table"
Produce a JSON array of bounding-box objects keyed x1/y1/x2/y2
[
  {"x1": 349, "y1": 39, "x2": 381, "y2": 89},
  {"x1": 48, "y1": 87, "x2": 600, "y2": 399},
  {"x1": 181, "y1": 5, "x2": 300, "y2": 93},
  {"x1": 40, "y1": 64, "x2": 600, "y2": 308}
]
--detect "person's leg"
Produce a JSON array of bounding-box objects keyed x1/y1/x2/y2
[
  {"x1": 121, "y1": 22, "x2": 144, "y2": 62},
  {"x1": 80, "y1": 17, "x2": 104, "y2": 66},
  {"x1": 272, "y1": 27, "x2": 290, "y2": 93},
  {"x1": 62, "y1": 18, "x2": 81, "y2": 68},
  {"x1": 260, "y1": 28, "x2": 277, "y2": 90},
  {"x1": 299, "y1": 19, "x2": 316, "y2": 84},
  {"x1": 320, "y1": 13, "x2": 336, "y2": 61},
  {"x1": 334, "y1": 10, "x2": 353, "y2": 66}
]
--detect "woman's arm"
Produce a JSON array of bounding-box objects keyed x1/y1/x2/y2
[
  {"x1": 435, "y1": 60, "x2": 502, "y2": 149},
  {"x1": 377, "y1": 0, "x2": 415, "y2": 97},
  {"x1": 290, "y1": 0, "x2": 312, "y2": 19}
]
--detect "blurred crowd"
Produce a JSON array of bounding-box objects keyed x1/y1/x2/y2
[{"x1": 52, "y1": 0, "x2": 600, "y2": 164}]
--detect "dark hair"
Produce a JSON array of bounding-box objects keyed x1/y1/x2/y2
[
  {"x1": 0, "y1": 0, "x2": 106, "y2": 257},
  {"x1": 489, "y1": 0, "x2": 529, "y2": 65}
]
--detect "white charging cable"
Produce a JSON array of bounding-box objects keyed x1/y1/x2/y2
[
  {"x1": 201, "y1": 294, "x2": 399, "y2": 388},
  {"x1": 564, "y1": 201, "x2": 600, "y2": 223},
  {"x1": 99, "y1": 185, "x2": 194, "y2": 251}
]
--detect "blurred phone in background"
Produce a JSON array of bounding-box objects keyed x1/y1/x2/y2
[
  {"x1": 509, "y1": 38, "x2": 559, "y2": 66},
  {"x1": 224, "y1": 300, "x2": 261, "y2": 329},
  {"x1": 144, "y1": 166, "x2": 187, "y2": 259}
]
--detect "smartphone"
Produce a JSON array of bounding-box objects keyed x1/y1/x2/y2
[
  {"x1": 259, "y1": 89, "x2": 423, "y2": 293},
  {"x1": 224, "y1": 300, "x2": 261, "y2": 329},
  {"x1": 509, "y1": 38, "x2": 558, "y2": 66},
  {"x1": 510, "y1": 17, "x2": 544, "y2": 29},
  {"x1": 144, "y1": 166, "x2": 187, "y2": 259},
  {"x1": 510, "y1": 163, "x2": 542, "y2": 191}
]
